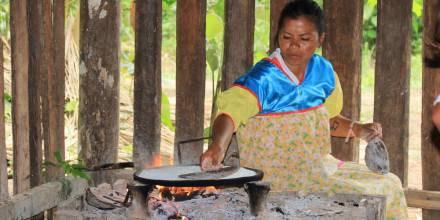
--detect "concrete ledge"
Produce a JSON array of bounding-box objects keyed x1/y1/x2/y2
[{"x1": 0, "y1": 176, "x2": 88, "y2": 219}]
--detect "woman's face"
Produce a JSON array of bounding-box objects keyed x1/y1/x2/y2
[{"x1": 278, "y1": 16, "x2": 324, "y2": 71}]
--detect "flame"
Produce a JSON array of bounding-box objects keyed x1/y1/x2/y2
[
  {"x1": 157, "y1": 186, "x2": 217, "y2": 200},
  {"x1": 144, "y1": 153, "x2": 174, "y2": 169}
]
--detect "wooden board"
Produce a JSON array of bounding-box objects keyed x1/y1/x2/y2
[
  {"x1": 133, "y1": 0, "x2": 162, "y2": 169},
  {"x1": 405, "y1": 189, "x2": 440, "y2": 210},
  {"x1": 0, "y1": 177, "x2": 88, "y2": 219},
  {"x1": 222, "y1": 0, "x2": 255, "y2": 90},
  {"x1": 175, "y1": 0, "x2": 206, "y2": 164},
  {"x1": 10, "y1": 0, "x2": 30, "y2": 194},
  {"x1": 27, "y1": 0, "x2": 44, "y2": 188},
  {"x1": 422, "y1": 0, "x2": 440, "y2": 219},
  {"x1": 374, "y1": 0, "x2": 412, "y2": 187},
  {"x1": 79, "y1": 0, "x2": 120, "y2": 167},
  {"x1": 323, "y1": 0, "x2": 363, "y2": 162},
  {"x1": 52, "y1": 0, "x2": 66, "y2": 179}
]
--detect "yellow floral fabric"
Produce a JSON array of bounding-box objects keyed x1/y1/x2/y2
[{"x1": 237, "y1": 107, "x2": 408, "y2": 219}]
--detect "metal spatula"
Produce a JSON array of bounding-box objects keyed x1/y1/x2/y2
[
  {"x1": 365, "y1": 137, "x2": 390, "y2": 175},
  {"x1": 178, "y1": 166, "x2": 239, "y2": 180}
]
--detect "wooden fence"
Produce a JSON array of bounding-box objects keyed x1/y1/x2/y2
[{"x1": 0, "y1": 0, "x2": 439, "y2": 219}]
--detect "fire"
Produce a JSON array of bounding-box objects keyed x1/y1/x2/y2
[
  {"x1": 149, "y1": 154, "x2": 217, "y2": 200},
  {"x1": 157, "y1": 186, "x2": 217, "y2": 201},
  {"x1": 144, "y1": 153, "x2": 173, "y2": 168}
]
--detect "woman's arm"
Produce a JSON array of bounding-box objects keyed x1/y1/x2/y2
[
  {"x1": 200, "y1": 114, "x2": 235, "y2": 171},
  {"x1": 329, "y1": 115, "x2": 382, "y2": 141}
]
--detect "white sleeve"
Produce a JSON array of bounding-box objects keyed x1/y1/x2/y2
[{"x1": 434, "y1": 94, "x2": 440, "y2": 106}]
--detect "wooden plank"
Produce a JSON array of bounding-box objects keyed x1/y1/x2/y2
[
  {"x1": 52, "y1": 0, "x2": 65, "y2": 179},
  {"x1": 0, "y1": 38, "x2": 8, "y2": 200},
  {"x1": 222, "y1": 0, "x2": 255, "y2": 90},
  {"x1": 175, "y1": 0, "x2": 206, "y2": 164},
  {"x1": 374, "y1": 0, "x2": 412, "y2": 187},
  {"x1": 322, "y1": 0, "x2": 363, "y2": 162},
  {"x1": 133, "y1": 0, "x2": 162, "y2": 169},
  {"x1": 422, "y1": 0, "x2": 440, "y2": 219},
  {"x1": 79, "y1": 0, "x2": 120, "y2": 167},
  {"x1": 405, "y1": 189, "x2": 440, "y2": 210},
  {"x1": 269, "y1": 0, "x2": 290, "y2": 52},
  {"x1": 10, "y1": 0, "x2": 30, "y2": 194},
  {"x1": 0, "y1": 177, "x2": 88, "y2": 219},
  {"x1": 41, "y1": 0, "x2": 60, "y2": 183},
  {"x1": 27, "y1": 0, "x2": 44, "y2": 188}
]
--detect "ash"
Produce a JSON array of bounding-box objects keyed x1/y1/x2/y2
[{"x1": 148, "y1": 188, "x2": 368, "y2": 220}]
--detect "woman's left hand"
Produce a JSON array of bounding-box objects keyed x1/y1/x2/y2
[{"x1": 355, "y1": 122, "x2": 383, "y2": 141}]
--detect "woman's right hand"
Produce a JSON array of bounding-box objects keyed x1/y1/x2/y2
[{"x1": 200, "y1": 143, "x2": 225, "y2": 171}]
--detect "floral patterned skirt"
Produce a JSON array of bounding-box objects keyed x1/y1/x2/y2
[{"x1": 237, "y1": 108, "x2": 408, "y2": 219}]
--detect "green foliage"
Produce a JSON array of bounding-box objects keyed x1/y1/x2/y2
[
  {"x1": 161, "y1": 92, "x2": 175, "y2": 131},
  {"x1": 45, "y1": 151, "x2": 90, "y2": 180},
  {"x1": 362, "y1": 0, "x2": 423, "y2": 54},
  {"x1": 4, "y1": 92, "x2": 11, "y2": 121},
  {"x1": 64, "y1": 99, "x2": 78, "y2": 116},
  {"x1": 0, "y1": 0, "x2": 9, "y2": 39}
]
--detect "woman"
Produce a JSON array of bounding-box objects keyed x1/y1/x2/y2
[{"x1": 200, "y1": 0, "x2": 408, "y2": 219}]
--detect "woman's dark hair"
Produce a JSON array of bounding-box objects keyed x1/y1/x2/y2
[{"x1": 274, "y1": 0, "x2": 324, "y2": 48}]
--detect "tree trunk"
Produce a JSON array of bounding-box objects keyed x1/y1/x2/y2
[
  {"x1": 323, "y1": 0, "x2": 363, "y2": 162},
  {"x1": 10, "y1": 0, "x2": 30, "y2": 194},
  {"x1": 79, "y1": 0, "x2": 120, "y2": 167},
  {"x1": 175, "y1": 0, "x2": 206, "y2": 164},
  {"x1": 374, "y1": 0, "x2": 412, "y2": 187},
  {"x1": 222, "y1": 0, "x2": 255, "y2": 90},
  {"x1": 133, "y1": 0, "x2": 162, "y2": 169},
  {"x1": 422, "y1": 0, "x2": 440, "y2": 219}
]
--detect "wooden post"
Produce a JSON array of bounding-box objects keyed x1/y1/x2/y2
[
  {"x1": 41, "y1": 0, "x2": 62, "y2": 182},
  {"x1": 422, "y1": 0, "x2": 440, "y2": 219},
  {"x1": 27, "y1": 0, "x2": 44, "y2": 188},
  {"x1": 322, "y1": 0, "x2": 363, "y2": 162},
  {"x1": 222, "y1": 0, "x2": 255, "y2": 90},
  {"x1": 79, "y1": 0, "x2": 120, "y2": 167},
  {"x1": 133, "y1": 0, "x2": 162, "y2": 169},
  {"x1": 52, "y1": 0, "x2": 65, "y2": 178},
  {"x1": 175, "y1": 0, "x2": 206, "y2": 164},
  {"x1": 0, "y1": 39, "x2": 8, "y2": 200},
  {"x1": 10, "y1": 0, "x2": 30, "y2": 194},
  {"x1": 374, "y1": 0, "x2": 412, "y2": 187},
  {"x1": 269, "y1": 0, "x2": 290, "y2": 53}
]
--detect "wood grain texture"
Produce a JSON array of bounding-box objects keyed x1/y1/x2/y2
[
  {"x1": 133, "y1": 0, "x2": 162, "y2": 169},
  {"x1": 374, "y1": 0, "x2": 412, "y2": 187},
  {"x1": 10, "y1": 0, "x2": 30, "y2": 194},
  {"x1": 52, "y1": 0, "x2": 65, "y2": 179},
  {"x1": 222, "y1": 0, "x2": 255, "y2": 90},
  {"x1": 422, "y1": 0, "x2": 440, "y2": 219},
  {"x1": 79, "y1": 0, "x2": 120, "y2": 167},
  {"x1": 175, "y1": 0, "x2": 206, "y2": 164},
  {"x1": 27, "y1": 0, "x2": 43, "y2": 188},
  {"x1": 323, "y1": 0, "x2": 363, "y2": 162}
]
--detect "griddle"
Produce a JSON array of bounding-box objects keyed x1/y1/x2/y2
[{"x1": 134, "y1": 165, "x2": 263, "y2": 187}]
